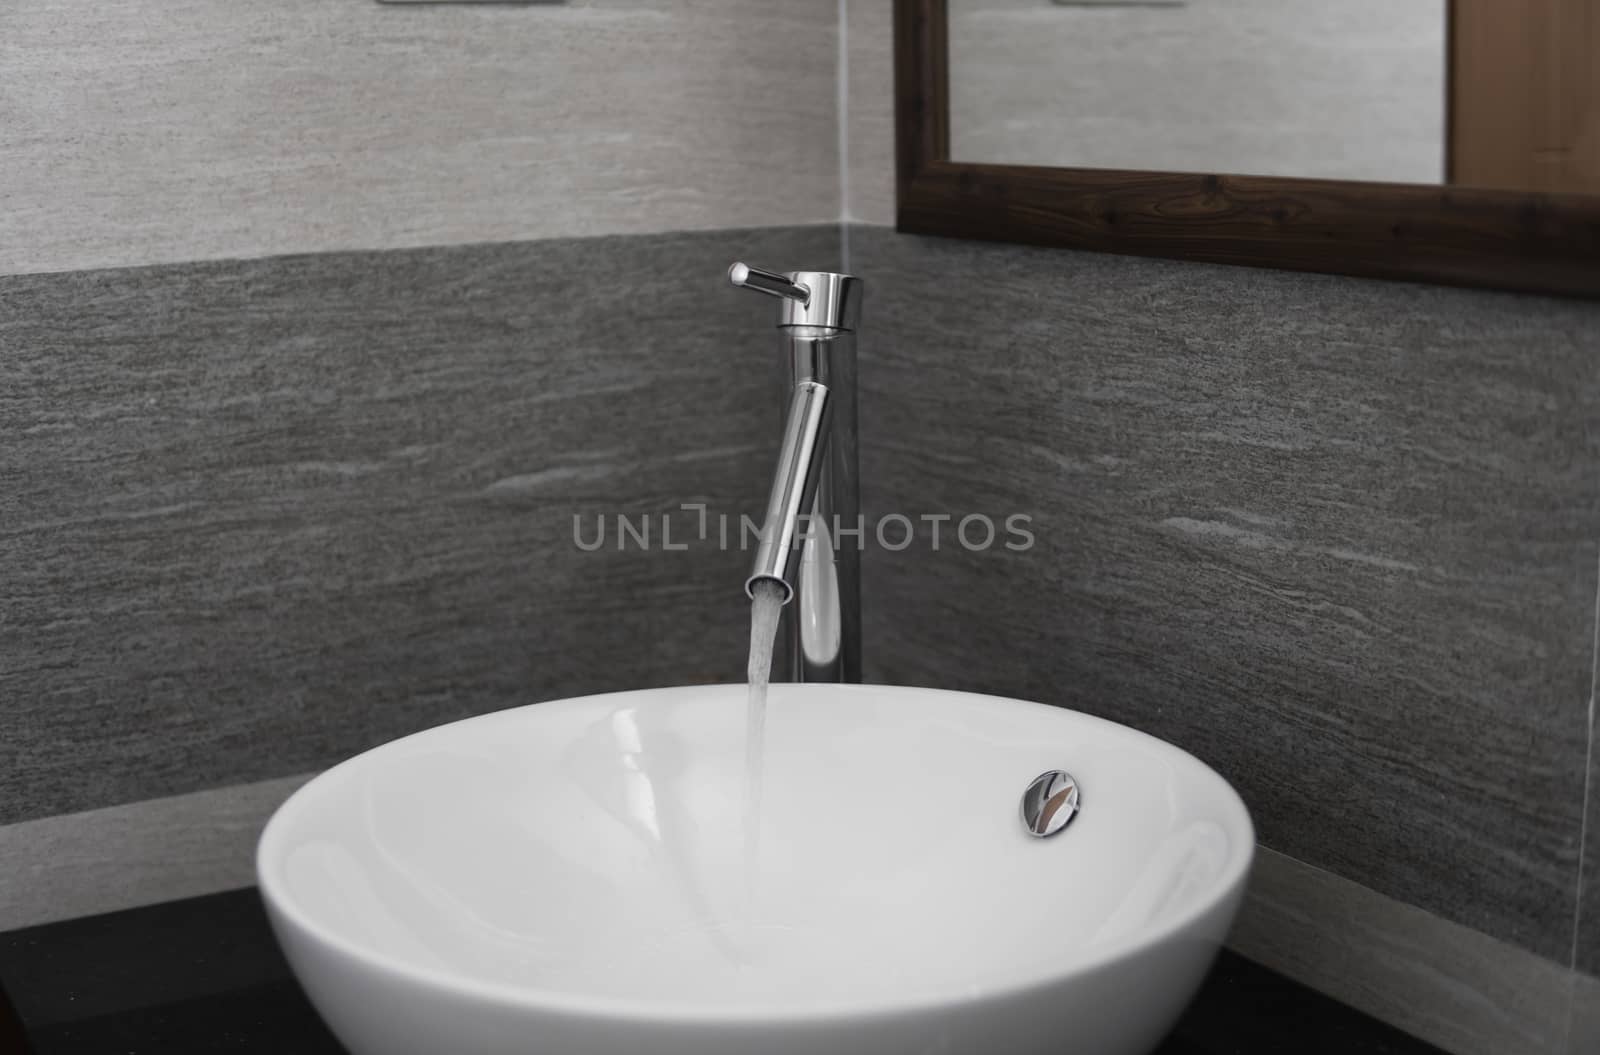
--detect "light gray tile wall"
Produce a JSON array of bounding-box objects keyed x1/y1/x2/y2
[
  {"x1": 1, "y1": 225, "x2": 841, "y2": 824},
  {"x1": 0, "y1": 776, "x2": 312, "y2": 932},
  {"x1": 845, "y1": 0, "x2": 895, "y2": 227},
  {"x1": 1235, "y1": 848, "x2": 1573, "y2": 1055},
  {"x1": 849, "y1": 225, "x2": 1600, "y2": 966},
  {"x1": 0, "y1": 0, "x2": 841, "y2": 276}
]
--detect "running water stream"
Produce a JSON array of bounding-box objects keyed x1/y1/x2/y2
[{"x1": 742, "y1": 579, "x2": 786, "y2": 925}]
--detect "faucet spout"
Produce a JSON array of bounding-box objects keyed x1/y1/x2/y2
[
  {"x1": 745, "y1": 380, "x2": 832, "y2": 605},
  {"x1": 730, "y1": 260, "x2": 860, "y2": 683}
]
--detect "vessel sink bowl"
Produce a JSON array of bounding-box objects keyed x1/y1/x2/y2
[{"x1": 257, "y1": 684, "x2": 1254, "y2": 1055}]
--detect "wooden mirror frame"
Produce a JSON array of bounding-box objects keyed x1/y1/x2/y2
[{"x1": 894, "y1": 0, "x2": 1600, "y2": 297}]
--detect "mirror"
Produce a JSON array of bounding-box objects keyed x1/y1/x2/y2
[
  {"x1": 946, "y1": 0, "x2": 1598, "y2": 195},
  {"x1": 894, "y1": 0, "x2": 1600, "y2": 297}
]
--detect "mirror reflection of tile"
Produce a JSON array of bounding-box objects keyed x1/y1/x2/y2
[{"x1": 953, "y1": 0, "x2": 1446, "y2": 185}]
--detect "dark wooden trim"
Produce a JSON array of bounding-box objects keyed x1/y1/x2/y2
[
  {"x1": 893, "y1": 0, "x2": 1600, "y2": 298},
  {"x1": 1443, "y1": 0, "x2": 1456, "y2": 186},
  {"x1": 894, "y1": 0, "x2": 948, "y2": 204}
]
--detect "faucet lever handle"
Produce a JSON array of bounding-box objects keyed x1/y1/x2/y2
[{"x1": 729, "y1": 262, "x2": 810, "y2": 305}]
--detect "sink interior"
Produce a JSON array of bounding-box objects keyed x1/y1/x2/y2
[{"x1": 260, "y1": 684, "x2": 1252, "y2": 1016}]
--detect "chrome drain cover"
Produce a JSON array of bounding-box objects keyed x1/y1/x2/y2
[{"x1": 1021, "y1": 770, "x2": 1081, "y2": 838}]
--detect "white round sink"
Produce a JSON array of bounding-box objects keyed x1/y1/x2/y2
[{"x1": 257, "y1": 684, "x2": 1253, "y2": 1055}]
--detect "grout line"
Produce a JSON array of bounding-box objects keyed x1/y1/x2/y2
[
  {"x1": 1571, "y1": 541, "x2": 1600, "y2": 972},
  {"x1": 836, "y1": 0, "x2": 852, "y2": 270},
  {"x1": 1565, "y1": 546, "x2": 1600, "y2": 1052}
]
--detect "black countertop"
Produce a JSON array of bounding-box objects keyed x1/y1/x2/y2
[{"x1": 0, "y1": 890, "x2": 1445, "y2": 1055}]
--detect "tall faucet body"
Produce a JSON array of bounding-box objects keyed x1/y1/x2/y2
[{"x1": 731, "y1": 263, "x2": 862, "y2": 684}]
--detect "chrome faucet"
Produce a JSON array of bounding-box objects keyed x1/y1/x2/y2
[{"x1": 730, "y1": 262, "x2": 862, "y2": 684}]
